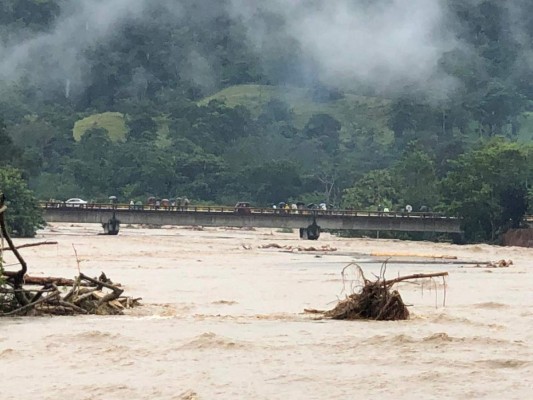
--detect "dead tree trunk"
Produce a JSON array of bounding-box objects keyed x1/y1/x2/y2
[{"x1": 0, "y1": 194, "x2": 30, "y2": 305}]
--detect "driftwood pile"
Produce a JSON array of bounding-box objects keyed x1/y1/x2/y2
[
  {"x1": 306, "y1": 263, "x2": 448, "y2": 321},
  {"x1": 0, "y1": 271, "x2": 141, "y2": 316},
  {"x1": 0, "y1": 194, "x2": 141, "y2": 316}
]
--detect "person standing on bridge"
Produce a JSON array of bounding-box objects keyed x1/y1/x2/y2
[
  {"x1": 291, "y1": 203, "x2": 298, "y2": 214},
  {"x1": 183, "y1": 197, "x2": 190, "y2": 210}
]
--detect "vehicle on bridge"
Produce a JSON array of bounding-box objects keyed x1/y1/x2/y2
[
  {"x1": 235, "y1": 202, "x2": 251, "y2": 215},
  {"x1": 65, "y1": 198, "x2": 87, "y2": 207}
]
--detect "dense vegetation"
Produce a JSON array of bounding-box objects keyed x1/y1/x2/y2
[{"x1": 1, "y1": 0, "x2": 533, "y2": 240}]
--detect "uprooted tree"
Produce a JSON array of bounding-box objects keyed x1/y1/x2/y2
[
  {"x1": 306, "y1": 262, "x2": 448, "y2": 321},
  {"x1": 0, "y1": 193, "x2": 140, "y2": 316}
]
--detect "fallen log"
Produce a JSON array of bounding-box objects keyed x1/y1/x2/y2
[
  {"x1": 259, "y1": 243, "x2": 337, "y2": 252},
  {"x1": 1, "y1": 241, "x2": 58, "y2": 251},
  {"x1": 470, "y1": 259, "x2": 513, "y2": 268},
  {"x1": 1, "y1": 271, "x2": 90, "y2": 287},
  {"x1": 382, "y1": 272, "x2": 449, "y2": 287},
  {"x1": 356, "y1": 259, "x2": 491, "y2": 265},
  {"x1": 79, "y1": 273, "x2": 123, "y2": 306},
  {"x1": 370, "y1": 251, "x2": 457, "y2": 259},
  {"x1": 1, "y1": 290, "x2": 60, "y2": 317}
]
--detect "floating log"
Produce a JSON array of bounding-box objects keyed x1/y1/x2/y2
[
  {"x1": 370, "y1": 252, "x2": 457, "y2": 259},
  {"x1": 1, "y1": 241, "x2": 58, "y2": 251},
  {"x1": 259, "y1": 243, "x2": 337, "y2": 252}
]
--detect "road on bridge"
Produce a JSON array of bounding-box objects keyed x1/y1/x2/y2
[{"x1": 41, "y1": 202, "x2": 463, "y2": 240}]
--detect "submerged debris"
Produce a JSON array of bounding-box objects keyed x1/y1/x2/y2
[
  {"x1": 306, "y1": 263, "x2": 448, "y2": 321},
  {"x1": 474, "y1": 259, "x2": 513, "y2": 268},
  {"x1": 1, "y1": 271, "x2": 142, "y2": 316},
  {"x1": 0, "y1": 194, "x2": 140, "y2": 317},
  {"x1": 259, "y1": 243, "x2": 337, "y2": 252}
]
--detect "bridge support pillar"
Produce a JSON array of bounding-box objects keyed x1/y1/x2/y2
[
  {"x1": 102, "y1": 212, "x2": 120, "y2": 235},
  {"x1": 451, "y1": 232, "x2": 465, "y2": 245},
  {"x1": 299, "y1": 219, "x2": 321, "y2": 240}
]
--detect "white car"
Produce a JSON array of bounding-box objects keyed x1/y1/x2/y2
[{"x1": 65, "y1": 198, "x2": 88, "y2": 207}]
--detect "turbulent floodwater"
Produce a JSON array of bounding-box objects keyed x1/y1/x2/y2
[{"x1": 1, "y1": 224, "x2": 532, "y2": 399}]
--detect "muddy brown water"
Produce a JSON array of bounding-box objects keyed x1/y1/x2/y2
[{"x1": 1, "y1": 224, "x2": 531, "y2": 399}]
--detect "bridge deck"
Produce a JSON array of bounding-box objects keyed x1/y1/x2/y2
[{"x1": 41, "y1": 203, "x2": 462, "y2": 234}]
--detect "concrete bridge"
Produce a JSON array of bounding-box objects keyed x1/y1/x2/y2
[{"x1": 41, "y1": 203, "x2": 463, "y2": 240}]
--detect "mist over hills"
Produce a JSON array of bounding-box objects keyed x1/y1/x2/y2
[
  {"x1": 3, "y1": 0, "x2": 531, "y2": 101},
  {"x1": 1, "y1": 0, "x2": 533, "y2": 241}
]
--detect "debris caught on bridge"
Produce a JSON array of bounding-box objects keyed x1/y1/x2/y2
[
  {"x1": 305, "y1": 262, "x2": 448, "y2": 321},
  {"x1": 0, "y1": 194, "x2": 141, "y2": 316}
]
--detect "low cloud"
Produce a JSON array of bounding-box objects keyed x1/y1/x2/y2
[
  {"x1": 231, "y1": 0, "x2": 461, "y2": 98},
  {"x1": 0, "y1": 0, "x2": 149, "y2": 92}
]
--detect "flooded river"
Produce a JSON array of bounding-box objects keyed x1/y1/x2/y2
[{"x1": 1, "y1": 224, "x2": 531, "y2": 399}]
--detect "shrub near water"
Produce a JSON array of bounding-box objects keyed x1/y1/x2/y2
[{"x1": 0, "y1": 167, "x2": 43, "y2": 237}]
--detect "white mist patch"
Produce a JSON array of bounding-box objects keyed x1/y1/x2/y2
[
  {"x1": 0, "y1": 0, "x2": 149, "y2": 86},
  {"x1": 232, "y1": 0, "x2": 460, "y2": 97},
  {"x1": 0, "y1": 0, "x2": 470, "y2": 101},
  {"x1": 296, "y1": 1, "x2": 453, "y2": 89}
]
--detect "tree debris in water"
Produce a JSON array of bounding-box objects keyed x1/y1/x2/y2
[
  {"x1": 259, "y1": 243, "x2": 337, "y2": 252},
  {"x1": 474, "y1": 259, "x2": 513, "y2": 268},
  {"x1": 0, "y1": 194, "x2": 141, "y2": 316},
  {"x1": 1, "y1": 271, "x2": 142, "y2": 316},
  {"x1": 305, "y1": 262, "x2": 448, "y2": 321}
]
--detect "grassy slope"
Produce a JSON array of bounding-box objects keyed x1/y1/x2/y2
[
  {"x1": 73, "y1": 112, "x2": 172, "y2": 146},
  {"x1": 71, "y1": 85, "x2": 395, "y2": 145},
  {"x1": 71, "y1": 85, "x2": 533, "y2": 146},
  {"x1": 73, "y1": 112, "x2": 128, "y2": 142},
  {"x1": 518, "y1": 112, "x2": 533, "y2": 142},
  {"x1": 199, "y1": 84, "x2": 395, "y2": 144}
]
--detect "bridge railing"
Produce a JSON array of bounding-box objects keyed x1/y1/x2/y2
[{"x1": 40, "y1": 202, "x2": 456, "y2": 219}]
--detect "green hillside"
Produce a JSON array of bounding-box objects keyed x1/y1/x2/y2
[
  {"x1": 200, "y1": 84, "x2": 394, "y2": 143},
  {"x1": 73, "y1": 112, "x2": 128, "y2": 142}
]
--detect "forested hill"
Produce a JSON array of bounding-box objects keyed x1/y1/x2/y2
[{"x1": 1, "y1": 0, "x2": 533, "y2": 241}]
